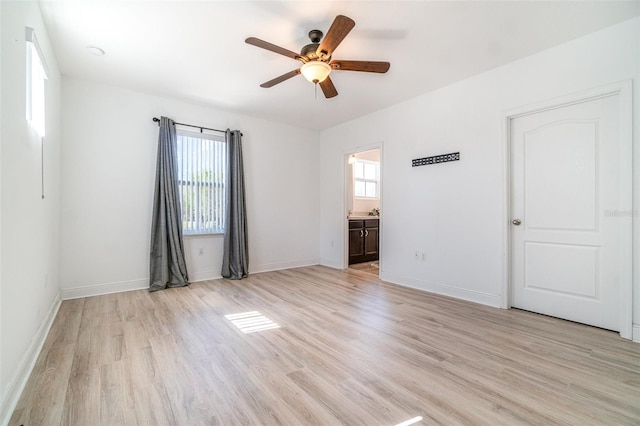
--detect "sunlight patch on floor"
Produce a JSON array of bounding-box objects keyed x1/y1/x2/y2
[
  {"x1": 225, "y1": 311, "x2": 280, "y2": 333},
  {"x1": 395, "y1": 416, "x2": 423, "y2": 426}
]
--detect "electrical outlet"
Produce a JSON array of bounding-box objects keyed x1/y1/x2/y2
[
  {"x1": 414, "y1": 250, "x2": 420, "y2": 260},
  {"x1": 421, "y1": 252, "x2": 426, "y2": 261},
  {"x1": 198, "y1": 248, "x2": 204, "y2": 256}
]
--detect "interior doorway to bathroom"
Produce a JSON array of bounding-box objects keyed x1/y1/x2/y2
[{"x1": 345, "y1": 148, "x2": 381, "y2": 277}]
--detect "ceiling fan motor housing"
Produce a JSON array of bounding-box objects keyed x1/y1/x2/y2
[
  {"x1": 301, "y1": 43, "x2": 320, "y2": 60},
  {"x1": 308, "y1": 29, "x2": 323, "y2": 43},
  {"x1": 301, "y1": 30, "x2": 324, "y2": 60}
]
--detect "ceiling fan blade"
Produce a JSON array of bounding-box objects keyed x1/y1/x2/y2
[
  {"x1": 330, "y1": 60, "x2": 390, "y2": 73},
  {"x1": 260, "y1": 69, "x2": 301, "y2": 88},
  {"x1": 245, "y1": 37, "x2": 301, "y2": 60},
  {"x1": 316, "y1": 15, "x2": 355, "y2": 60},
  {"x1": 320, "y1": 76, "x2": 338, "y2": 98}
]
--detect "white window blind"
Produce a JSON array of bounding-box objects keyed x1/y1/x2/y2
[
  {"x1": 26, "y1": 27, "x2": 48, "y2": 136},
  {"x1": 176, "y1": 129, "x2": 227, "y2": 234}
]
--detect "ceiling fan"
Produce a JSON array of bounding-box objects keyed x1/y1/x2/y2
[{"x1": 245, "y1": 15, "x2": 390, "y2": 98}]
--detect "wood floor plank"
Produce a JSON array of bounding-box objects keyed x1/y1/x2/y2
[
  {"x1": 100, "y1": 360, "x2": 133, "y2": 425},
  {"x1": 287, "y1": 368, "x2": 382, "y2": 425},
  {"x1": 130, "y1": 382, "x2": 178, "y2": 426},
  {"x1": 9, "y1": 343, "x2": 76, "y2": 426},
  {"x1": 9, "y1": 265, "x2": 640, "y2": 425},
  {"x1": 248, "y1": 361, "x2": 345, "y2": 425},
  {"x1": 213, "y1": 342, "x2": 304, "y2": 425},
  {"x1": 60, "y1": 351, "x2": 101, "y2": 426},
  {"x1": 151, "y1": 331, "x2": 230, "y2": 425}
]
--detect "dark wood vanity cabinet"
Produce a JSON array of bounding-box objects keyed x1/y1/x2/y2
[{"x1": 349, "y1": 218, "x2": 379, "y2": 264}]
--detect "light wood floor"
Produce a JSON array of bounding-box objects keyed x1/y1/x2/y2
[
  {"x1": 10, "y1": 266, "x2": 640, "y2": 425},
  {"x1": 348, "y1": 261, "x2": 379, "y2": 277}
]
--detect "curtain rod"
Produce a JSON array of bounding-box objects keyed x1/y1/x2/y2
[{"x1": 152, "y1": 117, "x2": 242, "y2": 136}]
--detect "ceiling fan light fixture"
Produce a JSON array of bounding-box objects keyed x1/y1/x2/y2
[{"x1": 301, "y1": 61, "x2": 331, "y2": 84}]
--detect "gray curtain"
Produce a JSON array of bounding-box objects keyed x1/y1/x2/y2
[
  {"x1": 149, "y1": 116, "x2": 189, "y2": 291},
  {"x1": 221, "y1": 129, "x2": 248, "y2": 279}
]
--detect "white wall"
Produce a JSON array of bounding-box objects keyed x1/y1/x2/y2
[
  {"x1": 0, "y1": 1, "x2": 62, "y2": 423},
  {"x1": 60, "y1": 78, "x2": 320, "y2": 298},
  {"x1": 319, "y1": 18, "x2": 640, "y2": 333}
]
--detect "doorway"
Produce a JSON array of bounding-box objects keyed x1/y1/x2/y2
[
  {"x1": 346, "y1": 148, "x2": 381, "y2": 277},
  {"x1": 505, "y1": 82, "x2": 632, "y2": 338}
]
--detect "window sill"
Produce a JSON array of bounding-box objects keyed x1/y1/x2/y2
[{"x1": 184, "y1": 232, "x2": 224, "y2": 238}]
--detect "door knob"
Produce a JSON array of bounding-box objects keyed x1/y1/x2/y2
[{"x1": 512, "y1": 219, "x2": 522, "y2": 226}]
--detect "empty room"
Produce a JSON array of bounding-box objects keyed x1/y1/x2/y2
[{"x1": 2, "y1": 1, "x2": 640, "y2": 425}]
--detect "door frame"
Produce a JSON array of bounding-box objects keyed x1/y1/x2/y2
[
  {"x1": 501, "y1": 80, "x2": 633, "y2": 339},
  {"x1": 342, "y1": 143, "x2": 384, "y2": 270}
]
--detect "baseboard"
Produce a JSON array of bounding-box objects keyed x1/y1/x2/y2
[
  {"x1": 60, "y1": 259, "x2": 321, "y2": 296},
  {"x1": 191, "y1": 259, "x2": 321, "y2": 282},
  {"x1": 319, "y1": 257, "x2": 343, "y2": 270},
  {"x1": 189, "y1": 270, "x2": 222, "y2": 282},
  {"x1": 61, "y1": 278, "x2": 148, "y2": 300},
  {"x1": 380, "y1": 271, "x2": 502, "y2": 308},
  {"x1": 250, "y1": 258, "x2": 320, "y2": 274},
  {"x1": 0, "y1": 294, "x2": 61, "y2": 426},
  {"x1": 633, "y1": 324, "x2": 640, "y2": 343}
]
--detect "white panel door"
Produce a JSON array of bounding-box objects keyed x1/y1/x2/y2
[{"x1": 510, "y1": 94, "x2": 623, "y2": 331}]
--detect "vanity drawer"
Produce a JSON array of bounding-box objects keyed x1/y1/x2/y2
[{"x1": 349, "y1": 220, "x2": 364, "y2": 229}]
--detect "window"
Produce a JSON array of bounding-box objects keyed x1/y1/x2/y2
[
  {"x1": 176, "y1": 129, "x2": 227, "y2": 234},
  {"x1": 353, "y1": 159, "x2": 380, "y2": 198},
  {"x1": 26, "y1": 27, "x2": 47, "y2": 136}
]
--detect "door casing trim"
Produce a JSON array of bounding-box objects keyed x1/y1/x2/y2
[{"x1": 342, "y1": 143, "x2": 384, "y2": 270}]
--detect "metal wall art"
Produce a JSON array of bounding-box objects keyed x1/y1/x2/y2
[{"x1": 412, "y1": 152, "x2": 460, "y2": 167}]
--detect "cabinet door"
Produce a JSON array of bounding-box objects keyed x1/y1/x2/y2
[
  {"x1": 349, "y1": 221, "x2": 365, "y2": 264},
  {"x1": 363, "y1": 222, "x2": 379, "y2": 262}
]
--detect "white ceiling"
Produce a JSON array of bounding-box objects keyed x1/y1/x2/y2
[{"x1": 39, "y1": 1, "x2": 640, "y2": 130}]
